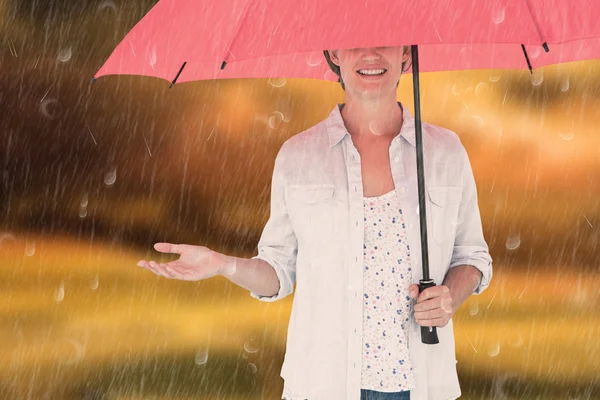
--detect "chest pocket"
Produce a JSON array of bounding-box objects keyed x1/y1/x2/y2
[
  {"x1": 427, "y1": 186, "x2": 462, "y2": 247},
  {"x1": 286, "y1": 184, "x2": 334, "y2": 204},
  {"x1": 285, "y1": 184, "x2": 335, "y2": 244}
]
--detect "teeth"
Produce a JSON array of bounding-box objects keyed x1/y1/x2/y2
[{"x1": 358, "y1": 69, "x2": 386, "y2": 75}]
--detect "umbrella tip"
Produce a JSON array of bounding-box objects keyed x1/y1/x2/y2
[
  {"x1": 220, "y1": 61, "x2": 227, "y2": 70},
  {"x1": 542, "y1": 42, "x2": 549, "y2": 52},
  {"x1": 90, "y1": 77, "x2": 96, "y2": 85}
]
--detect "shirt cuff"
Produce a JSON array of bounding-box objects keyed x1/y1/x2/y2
[
  {"x1": 248, "y1": 255, "x2": 289, "y2": 302},
  {"x1": 449, "y1": 258, "x2": 492, "y2": 295}
]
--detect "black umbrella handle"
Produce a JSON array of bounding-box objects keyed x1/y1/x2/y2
[{"x1": 418, "y1": 279, "x2": 439, "y2": 344}]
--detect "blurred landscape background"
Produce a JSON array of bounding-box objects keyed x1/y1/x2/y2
[{"x1": 1, "y1": 0, "x2": 599, "y2": 399}]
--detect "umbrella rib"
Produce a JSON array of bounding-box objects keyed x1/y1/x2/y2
[
  {"x1": 523, "y1": 0, "x2": 550, "y2": 51},
  {"x1": 521, "y1": 44, "x2": 534, "y2": 74},
  {"x1": 170, "y1": 62, "x2": 187, "y2": 88},
  {"x1": 520, "y1": 0, "x2": 550, "y2": 74},
  {"x1": 220, "y1": 0, "x2": 257, "y2": 70}
]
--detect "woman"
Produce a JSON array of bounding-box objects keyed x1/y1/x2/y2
[{"x1": 137, "y1": 46, "x2": 493, "y2": 400}]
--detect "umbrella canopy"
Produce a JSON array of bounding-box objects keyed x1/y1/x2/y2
[
  {"x1": 93, "y1": 0, "x2": 600, "y2": 344},
  {"x1": 93, "y1": 0, "x2": 600, "y2": 85}
]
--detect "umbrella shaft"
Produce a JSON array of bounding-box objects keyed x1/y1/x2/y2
[{"x1": 410, "y1": 45, "x2": 430, "y2": 282}]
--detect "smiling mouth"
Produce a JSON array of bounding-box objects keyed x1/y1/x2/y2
[{"x1": 357, "y1": 69, "x2": 388, "y2": 76}]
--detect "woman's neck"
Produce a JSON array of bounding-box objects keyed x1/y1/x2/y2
[{"x1": 340, "y1": 99, "x2": 403, "y2": 139}]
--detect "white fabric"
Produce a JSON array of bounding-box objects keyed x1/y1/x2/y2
[
  {"x1": 252, "y1": 102, "x2": 493, "y2": 400},
  {"x1": 360, "y1": 190, "x2": 416, "y2": 392}
]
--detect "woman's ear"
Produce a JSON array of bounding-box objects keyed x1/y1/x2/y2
[
  {"x1": 328, "y1": 49, "x2": 340, "y2": 66},
  {"x1": 403, "y1": 45, "x2": 411, "y2": 61}
]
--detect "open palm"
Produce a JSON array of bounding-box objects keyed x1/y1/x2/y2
[{"x1": 137, "y1": 243, "x2": 225, "y2": 281}]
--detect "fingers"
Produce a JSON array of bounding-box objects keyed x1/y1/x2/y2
[
  {"x1": 414, "y1": 306, "x2": 446, "y2": 321},
  {"x1": 154, "y1": 242, "x2": 183, "y2": 254},
  {"x1": 415, "y1": 316, "x2": 448, "y2": 328},
  {"x1": 137, "y1": 260, "x2": 172, "y2": 278},
  {"x1": 408, "y1": 284, "x2": 419, "y2": 299},
  {"x1": 416, "y1": 285, "x2": 449, "y2": 303},
  {"x1": 414, "y1": 297, "x2": 442, "y2": 312},
  {"x1": 137, "y1": 259, "x2": 194, "y2": 281},
  {"x1": 164, "y1": 264, "x2": 196, "y2": 281}
]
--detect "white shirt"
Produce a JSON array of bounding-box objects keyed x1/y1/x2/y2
[{"x1": 250, "y1": 102, "x2": 493, "y2": 400}]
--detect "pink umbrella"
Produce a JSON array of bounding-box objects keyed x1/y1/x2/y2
[{"x1": 93, "y1": 0, "x2": 600, "y2": 345}]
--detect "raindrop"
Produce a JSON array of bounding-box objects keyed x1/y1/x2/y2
[
  {"x1": 221, "y1": 259, "x2": 237, "y2": 275},
  {"x1": 277, "y1": 109, "x2": 292, "y2": 123},
  {"x1": 0, "y1": 233, "x2": 17, "y2": 250},
  {"x1": 104, "y1": 168, "x2": 117, "y2": 186},
  {"x1": 509, "y1": 333, "x2": 523, "y2": 348},
  {"x1": 268, "y1": 112, "x2": 285, "y2": 129},
  {"x1": 58, "y1": 47, "x2": 72, "y2": 62},
  {"x1": 529, "y1": 47, "x2": 541, "y2": 59},
  {"x1": 243, "y1": 336, "x2": 260, "y2": 354},
  {"x1": 487, "y1": 341, "x2": 500, "y2": 357},
  {"x1": 90, "y1": 275, "x2": 99, "y2": 290},
  {"x1": 40, "y1": 98, "x2": 59, "y2": 119},
  {"x1": 560, "y1": 76, "x2": 570, "y2": 92},
  {"x1": 63, "y1": 338, "x2": 86, "y2": 365},
  {"x1": 194, "y1": 347, "x2": 209, "y2": 365},
  {"x1": 492, "y1": 371, "x2": 517, "y2": 399},
  {"x1": 306, "y1": 52, "x2": 324, "y2": 67},
  {"x1": 267, "y1": 77, "x2": 286, "y2": 87},
  {"x1": 369, "y1": 120, "x2": 384, "y2": 136},
  {"x1": 97, "y1": 0, "x2": 118, "y2": 13},
  {"x1": 492, "y1": 8, "x2": 505, "y2": 24},
  {"x1": 451, "y1": 84, "x2": 460, "y2": 96},
  {"x1": 505, "y1": 235, "x2": 520, "y2": 250},
  {"x1": 247, "y1": 363, "x2": 258, "y2": 374},
  {"x1": 147, "y1": 46, "x2": 157, "y2": 69},
  {"x1": 530, "y1": 71, "x2": 543, "y2": 86},
  {"x1": 55, "y1": 281, "x2": 65, "y2": 302},
  {"x1": 489, "y1": 74, "x2": 501, "y2": 83},
  {"x1": 471, "y1": 115, "x2": 485, "y2": 128},
  {"x1": 324, "y1": 70, "x2": 339, "y2": 82},
  {"x1": 79, "y1": 206, "x2": 87, "y2": 218},
  {"x1": 572, "y1": 287, "x2": 588, "y2": 307},
  {"x1": 25, "y1": 240, "x2": 35, "y2": 256},
  {"x1": 475, "y1": 82, "x2": 488, "y2": 98},
  {"x1": 468, "y1": 301, "x2": 479, "y2": 315},
  {"x1": 80, "y1": 193, "x2": 88, "y2": 207},
  {"x1": 558, "y1": 131, "x2": 574, "y2": 141}
]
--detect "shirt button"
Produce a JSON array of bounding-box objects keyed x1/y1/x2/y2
[
  {"x1": 394, "y1": 157, "x2": 400, "y2": 163},
  {"x1": 399, "y1": 187, "x2": 406, "y2": 193},
  {"x1": 409, "y1": 223, "x2": 414, "y2": 229}
]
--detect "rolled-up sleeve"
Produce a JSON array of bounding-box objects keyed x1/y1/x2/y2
[
  {"x1": 449, "y1": 143, "x2": 493, "y2": 295},
  {"x1": 250, "y1": 143, "x2": 298, "y2": 302}
]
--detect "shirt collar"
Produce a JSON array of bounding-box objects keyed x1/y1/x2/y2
[{"x1": 326, "y1": 101, "x2": 416, "y2": 148}]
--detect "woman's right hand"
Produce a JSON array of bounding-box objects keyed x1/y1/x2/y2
[{"x1": 137, "y1": 243, "x2": 229, "y2": 281}]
